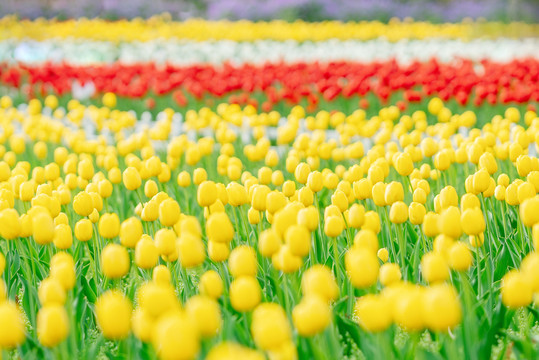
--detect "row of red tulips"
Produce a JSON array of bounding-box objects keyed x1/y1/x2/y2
[{"x1": 1, "y1": 58, "x2": 538, "y2": 107}]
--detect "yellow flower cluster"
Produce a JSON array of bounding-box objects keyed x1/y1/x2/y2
[
  {"x1": 0, "y1": 91, "x2": 539, "y2": 358},
  {"x1": 0, "y1": 16, "x2": 537, "y2": 42}
]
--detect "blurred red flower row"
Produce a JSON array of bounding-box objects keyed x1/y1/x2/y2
[{"x1": 1, "y1": 58, "x2": 537, "y2": 107}]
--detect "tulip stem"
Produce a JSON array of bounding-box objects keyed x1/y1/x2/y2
[
  {"x1": 515, "y1": 209, "x2": 526, "y2": 256},
  {"x1": 179, "y1": 267, "x2": 191, "y2": 300},
  {"x1": 231, "y1": 206, "x2": 240, "y2": 247},
  {"x1": 347, "y1": 281, "x2": 354, "y2": 315},
  {"x1": 14, "y1": 238, "x2": 37, "y2": 328},
  {"x1": 332, "y1": 237, "x2": 341, "y2": 285},
  {"x1": 397, "y1": 224, "x2": 406, "y2": 279},
  {"x1": 474, "y1": 240, "x2": 482, "y2": 297},
  {"x1": 307, "y1": 336, "x2": 325, "y2": 360},
  {"x1": 282, "y1": 273, "x2": 292, "y2": 316},
  {"x1": 242, "y1": 313, "x2": 253, "y2": 345},
  {"x1": 85, "y1": 242, "x2": 98, "y2": 280}
]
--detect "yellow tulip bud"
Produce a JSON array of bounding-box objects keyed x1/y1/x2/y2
[
  {"x1": 423, "y1": 284, "x2": 461, "y2": 331},
  {"x1": 0, "y1": 301, "x2": 26, "y2": 348},
  {"x1": 252, "y1": 185, "x2": 271, "y2": 211},
  {"x1": 439, "y1": 186, "x2": 458, "y2": 209},
  {"x1": 144, "y1": 180, "x2": 158, "y2": 198},
  {"x1": 363, "y1": 211, "x2": 381, "y2": 234},
  {"x1": 473, "y1": 169, "x2": 490, "y2": 193},
  {"x1": 197, "y1": 180, "x2": 218, "y2": 207},
  {"x1": 229, "y1": 245, "x2": 257, "y2": 278},
  {"x1": 345, "y1": 247, "x2": 379, "y2": 288},
  {"x1": 177, "y1": 171, "x2": 191, "y2": 187},
  {"x1": 247, "y1": 207, "x2": 261, "y2": 225},
  {"x1": 521, "y1": 252, "x2": 539, "y2": 292},
  {"x1": 251, "y1": 302, "x2": 291, "y2": 352},
  {"x1": 500, "y1": 269, "x2": 532, "y2": 309},
  {"x1": 266, "y1": 191, "x2": 287, "y2": 215},
  {"x1": 353, "y1": 229, "x2": 378, "y2": 254},
  {"x1": 408, "y1": 202, "x2": 426, "y2": 225},
  {"x1": 102, "y1": 92, "x2": 117, "y2": 108},
  {"x1": 505, "y1": 183, "x2": 519, "y2": 206},
  {"x1": 118, "y1": 217, "x2": 142, "y2": 248},
  {"x1": 307, "y1": 171, "x2": 323, "y2": 193},
  {"x1": 354, "y1": 294, "x2": 392, "y2": 332},
  {"x1": 208, "y1": 240, "x2": 230, "y2": 263},
  {"x1": 193, "y1": 168, "x2": 207, "y2": 185},
  {"x1": 448, "y1": 242, "x2": 473, "y2": 271},
  {"x1": 226, "y1": 182, "x2": 248, "y2": 207},
  {"x1": 293, "y1": 295, "x2": 331, "y2": 336},
  {"x1": 77, "y1": 158, "x2": 94, "y2": 181},
  {"x1": 50, "y1": 259, "x2": 75, "y2": 291},
  {"x1": 101, "y1": 244, "x2": 129, "y2": 279},
  {"x1": 98, "y1": 213, "x2": 120, "y2": 239},
  {"x1": 517, "y1": 155, "x2": 533, "y2": 178},
  {"x1": 158, "y1": 198, "x2": 181, "y2": 227},
  {"x1": 412, "y1": 188, "x2": 427, "y2": 204},
  {"x1": 469, "y1": 233, "x2": 485, "y2": 247},
  {"x1": 135, "y1": 236, "x2": 158, "y2": 270},
  {"x1": 258, "y1": 167, "x2": 272, "y2": 185},
  {"x1": 518, "y1": 182, "x2": 536, "y2": 204},
  {"x1": 0, "y1": 208, "x2": 21, "y2": 239},
  {"x1": 33, "y1": 211, "x2": 55, "y2": 245},
  {"x1": 461, "y1": 208, "x2": 486, "y2": 235},
  {"x1": 185, "y1": 295, "x2": 222, "y2": 338},
  {"x1": 206, "y1": 212, "x2": 234, "y2": 243},
  {"x1": 389, "y1": 201, "x2": 408, "y2": 224},
  {"x1": 122, "y1": 167, "x2": 141, "y2": 191},
  {"x1": 379, "y1": 263, "x2": 402, "y2": 286},
  {"x1": 96, "y1": 290, "x2": 132, "y2": 340},
  {"x1": 434, "y1": 150, "x2": 451, "y2": 171},
  {"x1": 272, "y1": 170, "x2": 284, "y2": 187},
  {"x1": 377, "y1": 248, "x2": 389, "y2": 262},
  {"x1": 73, "y1": 191, "x2": 93, "y2": 217},
  {"x1": 272, "y1": 245, "x2": 302, "y2": 273},
  {"x1": 438, "y1": 206, "x2": 462, "y2": 239},
  {"x1": 258, "y1": 229, "x2": 282, "y2": 257},
  {"x1": 479, "y1": 152, "x2": 498, "y2": 175},
  {"x1": 331, "y1": 190, "x2": 348, "y2": 212},
  {"x1": 38, "y1": 277, "x2": 66, "y2": 306},
  {"x1": 178, "y1": 233, "x2": 205, "y2": 268},
  {"x1": 285, "y1": 224, "x2": 311, "y2": 257},
  {"x1": 152, "y1": 313, "x2": 200, "y2": 360},
  {"x1": 460, "y1": 193, "x2": 480, "y2": 211},
  {"x1": 295, "y1": 162, "x2": 310, "y2": 184},
  {"x1": 230, "y1": 276, "x2": 261, "y2": 312},
  {"x1": 301, "y1": 265, "x2": 339, "y2": 301},
  {"x1": 53, "y1": 224, "x2": 73, "y2": 250},
  {"x1": 37, "y1": 305, "x2": 69, "y2": 347},
  {"x1": 131, "y1": 308, "x2": 153, "y2": 343},
  {"x1": 297, "y1": 206, "x2": 319, "y2": 232},
  {"x1": 371, "y1": 182, "x2": 387, "y2": 206},
  {"x1": 528, "y1": 171, "x2": 539, "y2": 193},
  {"x1": 298, "y1": 186, "x2": 314, "y2": 207},
  {"x1": 199, "y1": 270, "x2": 223, "y2": 300},
  {"x1": 395, "y1": 153, "x2": 413, "y2": 176},
  {"x1": 421, "y1": 252, "x2": 449, "y2": 283},
  {"x1": 324, "y1": 215, "x2": 344, "y2": 238}
]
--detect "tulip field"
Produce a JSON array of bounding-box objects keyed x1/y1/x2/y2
[{"x1": 1, "y1": 16, "x2": 539, "y2": 360}]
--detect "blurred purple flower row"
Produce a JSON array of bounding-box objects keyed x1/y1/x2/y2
[
  {"x1": 1, "y1": 0, "x2": 537, "y2": 22},
  {"x1": 207, "y1": 0, "x2": 538, "y2": 22}
]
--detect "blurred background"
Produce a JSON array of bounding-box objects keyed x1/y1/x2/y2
[{"x1": 0, "y1": 0, "x2": 538, "y2": 22}]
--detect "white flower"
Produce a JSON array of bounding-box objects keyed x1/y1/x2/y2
[{"x1": 0, "y1": 38, "x2": 537, "y2": 65}]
